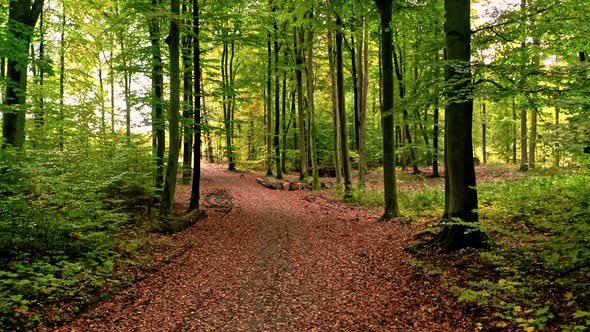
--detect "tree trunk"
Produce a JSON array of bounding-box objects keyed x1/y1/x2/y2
[
  {"x1": 306, "y1": 12, "x2": 319, "y2": 190},
  {"x1": 375, "y1": 0, "x2": 400, "y2": 218},
  {"x1": 58, "y1": 0, "x2": 65, "y2": 151},
  {"x1": 512, "y1": 97, "x2": 517, "y2": 164},
  {"x1": 326, "y1": 1, "x2": 342, "y2": 189},
  {"x1": 528, "y1": 37, "x2": 539, "y2": 169},
  {"x1": 357, "y1": 16, "x2": 368, "y2": 188},
  {"x1": 273, "y1": 5, "x2": 282, "y2": 179},
  {"x1": 482, "y1": 102, "x2": 487, "y2": 164},
  {"x1": 295, "y1": 27, "x2": 307, "y2": 181},
  {"x1": 433, "y1": 102, "x2": 440, "y2": 177},
  {"x1": 149, "y1": 0, "x2": 165, "y2": 189},
  {"x1": 520, "y1": 106, "x2": 528, "y2": 171},
  {"x1": 336, "y1": 15, "x2": 352, "y2": 199},
  {"x1": 432, "y1": 0, "x2": 487, "y2": 250},
  {"x1": 392, "y1": 45, "x2": 419, "y2": 174},
  {"x1": 266, "y1": 27, "x2": 273, "y2": 176},
  {"x1": 189, "y1": 0, "x2": 202, "y2": 212},
  {"x1": 2, "y1": 0, "x2": 44, "y2": 148},
  {"x1": 182, "y1": 2, "x2": 193, "y2": 184},
  {"x1": 162, "y1": 0, "x2": 181, "y2": 213}
]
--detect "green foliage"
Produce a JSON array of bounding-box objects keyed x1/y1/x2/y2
[
  {"x1": 454, "y1": 172, "x2": 590, "y2": 330},
  {"x1": 0, "y1": 141, "x2": 156, "y2": 329}
]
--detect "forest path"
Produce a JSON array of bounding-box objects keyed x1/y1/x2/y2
[{"x1": 59, "y1": 163, "x2": 474, "y2": 331}]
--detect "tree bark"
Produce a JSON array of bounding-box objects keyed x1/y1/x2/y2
[
  {"x1": 162, "y1": 0, "x2": 181, "y2": 213},
  {"x1": 2, "y1": 0, "x2": 44, "y2": 148},
  {"x1": 306, "y1": 11, "x2": 319, "y2": 190},
  {"x1": 336, "y1": 15, "x2": 352, "y2": 200},
  {"x1": 357, "y1": 16, "x2": 368, "y2": 188},
  {"x1": 188, "y1": 0, "x2": 202, "y2": 212},
  {"x1": 149, "y1": 0, "x2": 165, "y2": 189},
  {"x1": 273, "y1": 4, "x2": 282, "y2": 179},
  {"x1": 375, "y1": 0, "x2": 400, "y2": 218},
  {"x1": 295, "y1": 27, "x2": 307, "y2": 181},
  {"x1": 266, "y1": 26, "x2": 273, "y2": 176},
  {"x1": 433, "y1": 0, "x2": 487, "y2": 250},
  {"x1": 326, "y1": 1, "x2": 342, "y2": 189},
  {"x1": 181, "y1": 2, "x2": 193, "y2": 184},
  {"x1": 482, "y1": 102, "x2": 487, "y2": 164}
]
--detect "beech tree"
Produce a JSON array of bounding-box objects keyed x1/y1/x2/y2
[
  {"x1": 2, "y1": 0, "x2": 44, "y2": 148},
  {"x1": 375, "y1": 0, "x2": 399, "y2": 219},
  {"x1": 162, "y1": 0, "x2": 181, "y2": 213},
  {"x1": 432, "y1": 0, "x2": 488, "y2": 250}
]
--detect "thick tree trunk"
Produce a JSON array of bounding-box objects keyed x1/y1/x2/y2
[
  {"x1": 433, "y1": 0, "x2": 487, "y2": 250},
  {"x1": 162, "y1": 0, "x2": 181, "y2": 213},
  {"x1": 375, "y1": 0, "x2": 400, "y2": 218},
  {"x1": 2, "y1": 0, "x2": 44, "y2": 148}
]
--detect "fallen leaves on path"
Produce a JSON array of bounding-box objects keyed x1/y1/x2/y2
[{"x1": 55, "y1": 163, "x2": 477, "y2": 331}]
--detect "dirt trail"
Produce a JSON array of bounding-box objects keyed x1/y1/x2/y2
[{"x1": 58, "y1": 163, "x2": 475, "y2": 331}]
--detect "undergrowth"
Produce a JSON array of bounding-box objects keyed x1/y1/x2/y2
[
  {"x1": 351, "y1": 166, "x2": 589, "y2": 330},
  {"x1": 0, "y1": 139, "x2": 158, "y2": 330}
]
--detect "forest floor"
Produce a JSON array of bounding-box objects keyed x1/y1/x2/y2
[{"x1": 55, "y1": 162, "x2": 479, "y2": 331}]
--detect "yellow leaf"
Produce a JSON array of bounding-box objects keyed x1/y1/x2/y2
[
  {"x1": 565, "y1": 292, "x2": 573, "y2": 300},
  {"x1": 496, "y1": 321, "x2": 508, "y2": 328},
  {"x1": 514, "y1": 305, "x2": 522, "y2": 312},
  {"x1": 524, "y1": 326, "x2": 535, "y2": 332},
  {"x1": 498, "y1": 279, "x2": 506, "y2": 285}
]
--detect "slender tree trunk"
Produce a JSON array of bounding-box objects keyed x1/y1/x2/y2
[
  {"x1": 35, "y1": 8, "x2": 45, "y2": 130},
  {"x1": 348, "y1": 35, "x2": 360, "y2": 152},
  {"x1": 482, "y1": 102, "x2": 487, "y2": 164},
  {"x1": 306, "y1": 12, "x2": 319, "y2": 190},
  {"x1": 149, "y1": 0, "x2": 165, "y2": 189},
  {"x1": 98, "y1": 65, "x2": 106, "y2": 137},
  {"x1": 433, "y1": 102, "x2": 440, "y2": 177},
  {"x1": 336, "y1": 15, "x2": 352, "y2": 199},
  {"x1": 182, "y1": 2, "x2": 193, "y2": 184},
  {"x1": 375, "y1": 0, "x2": 399, "y2": 218},
  {"x1": 392, "y1": 45, "x2": 419, "y2": 174},
  {"x1": 512, "y1": 97, "x2": 517, "y2": 163},
  {"x1": 58, "y1": 0, "x2": 65, "y2": 150},
  {"x1": 326, "y1": 1, "x2": 342, "y2": 188},
  {"x1": 280, "y1": 60, "x2": 288, "y2": 174},
  {"x1": 109, "y1": 38, "x2": 116, "y2": 134},
  {"x1": 528, "y1": 37, "x2": 539, "y2": 169},
  {"x1": 357, "y1": 16, "x2": 367, "y2": 187},
  {"x1": 520, "y1": 106, "x2": 528, "y2": 171},
  {"x1": 295, "y1": 27, "x2": 307, "y2": 181},
  {"x1": 162, "y1": 0, "x2": 181, "y2": 213},
  {"x1": 273, "y1": 5, "x2": 282, "y2": 179},
  {"x1": 189, "y1": 0, "x2": 202, "y2": 212},
  {"x1": 266, "y1": 26, "x2": 273, "y2": 176}
]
